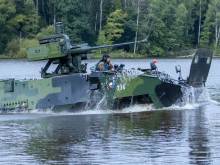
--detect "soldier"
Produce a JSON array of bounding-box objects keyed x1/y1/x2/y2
[
  {"x1": 95, "y1": 54, "x2": 114, "y2": 71},
  {"x1": 150, "y1": 59, "x2": 158, "y2": 70}
]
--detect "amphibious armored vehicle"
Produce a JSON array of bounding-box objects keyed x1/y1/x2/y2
[{"x1": 0, "y1": 22, "x2": 213, "y2": 111}]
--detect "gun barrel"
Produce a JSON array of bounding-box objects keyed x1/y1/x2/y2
[
  {"x1": 91, "y1": 39, "x2": 147, "y2": 50},
  {"x1": 68, "y1": 39, "x2": 148, "y2": 56}
]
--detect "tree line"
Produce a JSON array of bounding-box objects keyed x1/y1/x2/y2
[{"x1": 0, "y1": 0, "x2": 220, "y2": 58}]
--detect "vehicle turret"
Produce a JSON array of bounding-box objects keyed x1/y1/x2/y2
[{"x1": 26, "y1": 22, "x2": 147, "y2": 78}]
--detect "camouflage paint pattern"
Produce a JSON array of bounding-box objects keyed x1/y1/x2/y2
[
  {"x1": 98, "y1": 71, "x2": 165, "y2": 109},
  {"x1": 0, "y1": 74, "x2": 90, "y2": 110},
  {"x1": 0, "y1": 71, "x2": 168, "y2": 110},
  {"x1": 27, "y1": 42, "x2": 62, "y2": 61}
]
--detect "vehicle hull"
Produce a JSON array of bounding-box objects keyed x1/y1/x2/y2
[
  {"x1": 0, "y1": 71, "x2": 187, "y2": 111},
  {"x1": 0, "y1": 74, "x2": 90, "y2": 110}
]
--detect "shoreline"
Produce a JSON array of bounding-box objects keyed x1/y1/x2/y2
[
  {"x1": 1, "y1": 56, "x2": 220, "y2": 60},
  {"x1": 1, "y1": 51, "x2": 220, "y2": 60}
]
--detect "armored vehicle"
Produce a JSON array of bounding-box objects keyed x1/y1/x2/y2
[{"x1": 0, "y1": 22, "x2": 213, "y2": 111}]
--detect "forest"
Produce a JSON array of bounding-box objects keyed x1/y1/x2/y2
[{"x1": 0, "y1": 0, "x2": 220, "y2": 58}]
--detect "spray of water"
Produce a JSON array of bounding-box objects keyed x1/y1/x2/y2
[
  {"x1": 199, "y1": 87, "x2": 220, "y2": 104},
  {"x1": 55, "y1": 104, "x2": 156, "y2": 116},
  {"x1": 167, "y1": 85, "x2": 220, "y2": 110}
]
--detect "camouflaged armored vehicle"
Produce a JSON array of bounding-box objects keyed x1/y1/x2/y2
[{"x1": 0, "y1": 22, "x2": 213, "y2": 111}]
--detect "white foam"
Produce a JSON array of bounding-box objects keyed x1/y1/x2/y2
[
  {"x1": 199, "y1": 88, "x2": 220, "y2": 105},
  {"x1": 120, "y1": 104, "x2": 155, "y2": 113},
  {"x1": 165, "y1": 103, "x2": 200, "y2": 110},
  {"x1": 1, "y1": 104, "x2": 155, "y2": 116},
  {"x1": 55, "y1": 104, "x2": 155, "y2": 116}
]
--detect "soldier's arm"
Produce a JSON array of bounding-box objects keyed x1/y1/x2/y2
[
  {"x1": 108, "y1": 64, "x2": 114, "y2": 71},
  {"x1": 107, "y1": 61, "x2": 114, "y2": 71},
  {"x1": 97, "y1": 62, "x2": 105, "y2": 71}
]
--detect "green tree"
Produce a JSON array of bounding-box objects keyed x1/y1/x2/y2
[
  {"x1": 17, "y1": 39, "x2": 38, "y2": 58},
  {"x1": 5, "y1": 39, "x2": 20, "y2": 58},
  {"x1": 7, "y1": 0, "x2": 39, "y2": 38},
  {"x1": 118, "y1": 7, "x2": 137, "y2": 52},
  {"x1": 139, "y1": 0, "x2": 176, "y2": 56},
  {"x1": 0, "y1": 0, "x2": 217, "y2": 58},
  {"x1": 200, "y1": 0, "x2": 219, "y2": 49},
  {"x1": 36, "y1": 25, "x2": 55, "y2": 39},
  {"x1": 0, "y1": 0, "x2": 16, "y2": 53},
  {"x1": 0, "y1": 0, "x2": 39, "y2": 54},
  {"x1": 104, "y1": 9, "x2": 128, "y2": 43},
  {"x1": 96, "y1": 30, "x2": 112, "y2": 54},
  {"x1": 55, "y1": 0, "x2": 96, "y2": 44},
  {"x1": 96, "y1": 31, "x2": 111, "y2": 46},
  {"x1": 173, "y1": 3, "x2": 188, "y2": 49},
  {"x1": 138, "y1": 0, "x2": 201, "y2": 56}
]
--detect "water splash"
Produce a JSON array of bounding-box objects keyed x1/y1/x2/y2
[
  {"x1": 182, "y1": 86, "x2": 196, "y2": 105},
  {"x1": 166, "y1": 86, "x2": 200, "y2": 110},
  {"x1": 121, "y1": 69, "x2": 144, "y2": 77},
  {"x1": 166, "y1": 103, "x2": 199, "y2": 110},
  {"x1": 95, "y1": 94, "x2": 107, "y2": 110},
  {"x1": 130, "y1": 95, "x2": 134, "y2": 107},
  {"x1": 121, "y1": 104, "x2": 155, "y2": 113},
  {"x1": 0, "y1": 103, "x2": 157, "y2": 116},
  {"x1": 58, "y1": 104, "x2": 156, "y2": 116},
  {"x1": 199, "y1": 87, "x2": 220, "y2": 105},
  {"x1": 167, "y1": 86, "x2": 220, "y2": 110},
  {"x1": 120, "y1": 69, "x2": 144, "y2": 84}
]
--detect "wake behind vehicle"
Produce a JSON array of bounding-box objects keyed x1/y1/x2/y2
[{"x1": 0, "y1": 22, "x2": 213, "y2": 111}]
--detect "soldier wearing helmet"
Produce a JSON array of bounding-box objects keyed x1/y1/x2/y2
[
  {"x1": 150, "y1": 59, "x2": 158, "y2": 70},
  {"x1": 95, "y1": 54, "x2": 114, "y2": 71}
]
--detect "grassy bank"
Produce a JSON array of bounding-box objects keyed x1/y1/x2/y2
[
  {"x1": 0, "y1": 55, "x2": 26, "y2": 59},
  {"x1": 1, "y1": 49, "x2": 219, "y2": 60},
  {"x1": 0, "y1": 54, "x2": 12, "y2": 59},
  {"x1": 0, "y1": 50, "x2": 149, "y2": 60},
  {"x1": 92, "y1": 50, "x2": 148, "y2": 59}
]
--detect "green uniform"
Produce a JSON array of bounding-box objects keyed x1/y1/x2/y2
[{"x1": 97, "y1": 61, "x2": 113, "y2": 71}]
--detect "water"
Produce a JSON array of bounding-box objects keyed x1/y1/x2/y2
[{"x1": 0, "y1": 58, "x2": 220, "y2": 164}]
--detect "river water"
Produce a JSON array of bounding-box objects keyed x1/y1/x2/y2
[{"x1": 0, "y1": 58, "x2": 220, "y2": 165}]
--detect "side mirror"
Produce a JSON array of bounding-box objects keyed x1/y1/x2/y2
[
  {"x1": 175, "y1": 65, "x2": 182, "y2": 80},
  {"x1": 175, "y1": 65, "x2": 181, "y2": 73}
]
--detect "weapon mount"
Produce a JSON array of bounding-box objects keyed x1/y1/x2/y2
[{"x1": 26, "y1": 22, "x2": 147, "y2": 78}]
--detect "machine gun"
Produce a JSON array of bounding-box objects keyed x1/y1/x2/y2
[{"x1": 26, "y1": 22, "x2": 147, "y2": 78}]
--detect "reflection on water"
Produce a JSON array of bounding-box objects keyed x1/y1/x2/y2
[
  {"x1": 0, "y1": 59, "x2": 220, "y2": 164},
  {"x1": 1, "y1": 104, "x2": 220, "y2": 164},
  {"x1": 188, "y1": 107, "x2": 211, "y2": 164}
]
